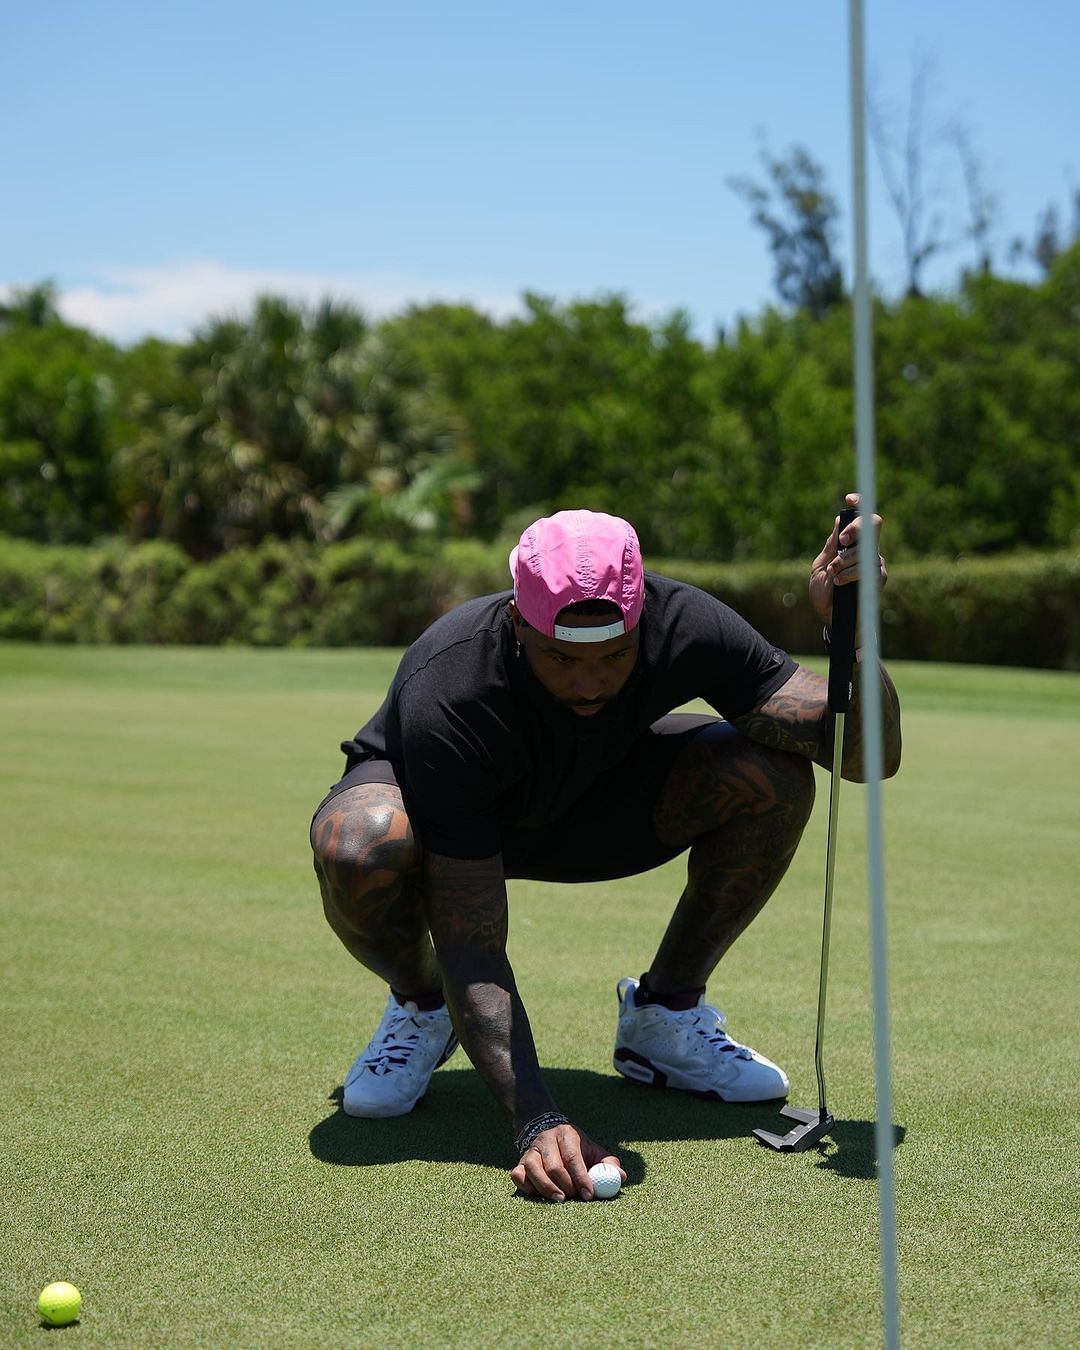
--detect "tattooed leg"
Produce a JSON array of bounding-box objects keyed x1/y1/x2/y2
[
  {"x1": 310, "y1": 784, "x2": 442, "y2": 998},
  {"x1": 647, "y1": 722, "x2": 816, "y2": 992}
]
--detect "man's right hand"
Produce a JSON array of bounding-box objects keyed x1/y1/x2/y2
[{"x1": 510, "y1": 1122, "x2": 626, "y2": 1202}]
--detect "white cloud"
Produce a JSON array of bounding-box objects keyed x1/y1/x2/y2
[
  {"x1": 37, "y1": 260, "x2": 527, "y2": 343},
  {"x1": 3, "y1": 259, "x2": 694, "y2": 344}
]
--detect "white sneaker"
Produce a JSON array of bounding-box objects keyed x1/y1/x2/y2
[
  {"x1": 613, "y1": 976, "x2": 789, "y2": 1103},
  {"x1": 342, "y1": 994, "x2": 458, "y2": 1118}
]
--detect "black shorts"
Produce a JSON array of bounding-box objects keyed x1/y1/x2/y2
[{"x1": 312, "y1": 713, "x2": 722, "y2": 883}]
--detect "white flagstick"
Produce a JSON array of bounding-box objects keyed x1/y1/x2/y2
[{"x1": 849, "y1": 2, "x2": 901, "y2": 1346}]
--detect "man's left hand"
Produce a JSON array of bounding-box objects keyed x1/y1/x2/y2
[{"x1": 809, "y1": 491, "x2": 888, "y2": 627}]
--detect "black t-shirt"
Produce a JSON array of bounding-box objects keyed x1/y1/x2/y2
[{"x1": 343, "y1": 572, "x2": 798, "y2": 859}]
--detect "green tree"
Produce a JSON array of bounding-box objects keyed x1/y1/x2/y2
[
  {"x1": 728, "y1": 145, "x2": 845, "y2": 319},
  {"x1": 0, "y1": 281, "x2": 62, "y2": 331},
  {"x1": 874, "y1": 252, "x2": 1079, "y2": 555},
  {"x1": 0, "y1": 323, "x2": 120, "y2": 541},
  {"x1": 121, "y1": 295, "x2": 467, "y2": 555},
  {"x1": 428, "y1": 294, "x2": 718, "y2": 556}
]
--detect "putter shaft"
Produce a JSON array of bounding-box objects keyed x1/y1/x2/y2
[
  {"x1": 753, "y1": 508, "x2": 856, "y2": 1155},
  {"x1": 815, "y1": 707, "x2": 846, "y2": 1118}
]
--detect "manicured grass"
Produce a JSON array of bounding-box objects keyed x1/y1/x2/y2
[{"x1": 1, "y1": 643, "x2": 1077, "y2": 1347}]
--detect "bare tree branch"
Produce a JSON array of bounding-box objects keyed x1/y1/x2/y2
[{"x1": 867, "y1": 49, "x2": 962, "y2": 297}]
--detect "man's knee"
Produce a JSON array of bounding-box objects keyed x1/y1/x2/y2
[
  {"x1": 310, "y1": 784, "x2": 419, "y2": 916},
  {"x1": 656, "y1": 723, "x2": 815, "y2": 847},
  {"x1": 754, "y1": 741, "x2": 816, "y2": 827}
]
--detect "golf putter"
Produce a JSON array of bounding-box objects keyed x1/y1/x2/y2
[{"x1": 754, "y1": 506, "x2": 858, "y2": 1152}]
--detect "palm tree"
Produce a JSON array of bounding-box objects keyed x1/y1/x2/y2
[{"x1": 121, "y1": 294, "x2": 473, "y2": 555}]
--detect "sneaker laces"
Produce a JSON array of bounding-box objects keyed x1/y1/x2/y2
[
  {"x1": 676, "y1": 1004, "x2": 753, "y2": 1060},
  {"x1": 362, "y1": 1005, "x2": 442, "y2": 1077}
]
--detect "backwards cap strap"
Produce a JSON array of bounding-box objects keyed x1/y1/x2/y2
[{"x1": 552, "y1": 619, "x2": 627, "y2": 643}]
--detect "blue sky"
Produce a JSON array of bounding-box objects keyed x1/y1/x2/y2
[{"x1": 3, "y1": 0, "x2": 1076, "y2": 343}]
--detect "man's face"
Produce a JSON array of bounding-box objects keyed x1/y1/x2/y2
[{"x1": 510, "y1": 603, "x2": 640, "y2": 717}]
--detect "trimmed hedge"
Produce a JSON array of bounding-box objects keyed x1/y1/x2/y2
[
  {"x1": 653, "y1": 552, "x2": 1080, "y2": 670},
  {"x1": 0, "y1": 535, "x2": 1076, "y2": 668}
]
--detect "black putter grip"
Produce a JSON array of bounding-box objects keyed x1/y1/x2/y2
[{"x1": 827, "y1": 507, "x2": 858, "y2": 714}]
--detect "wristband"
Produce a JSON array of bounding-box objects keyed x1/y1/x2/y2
[{"x1": 514, "y1": 1111, "x2": 569, "y2": 1157}]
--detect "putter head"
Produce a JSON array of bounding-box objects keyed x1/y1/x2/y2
[{"x1": 753, "y1": 1105, "x2": 834, "y2": 1152}]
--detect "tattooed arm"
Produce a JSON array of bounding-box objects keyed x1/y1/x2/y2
[
  {"x1": 729, "y1": 661, "x2": 901, "y2": 781},
  {"x1": 731, "y1": 492, "x2": 902, "y2": 780},
  {"x1": 422, "y1": 850, "x2": 624, "y2": 1200},
  {"x1": 421, "y1": 850, "x2": 552, "y2": 1125}
]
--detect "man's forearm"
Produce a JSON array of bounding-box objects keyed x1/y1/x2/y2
[
  {"x1": 731, "y1": 661, "x2": 902, "y2": 783},
  {"x1": 422, "y1": 851, "x2": 558, "y2": 1128},
  {"x1": 839, "y1": 658, "x2": 902, "y2": 781},
  {"x1": 443, "y1": 974, "x2": 557, "y2": 1128}
]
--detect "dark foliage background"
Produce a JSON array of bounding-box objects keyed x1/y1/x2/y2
[{"x1": 1, "y1": 242, "x2": 1076, "y2": 665}]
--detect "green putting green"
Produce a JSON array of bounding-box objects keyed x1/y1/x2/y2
[{"x1": 1, "y1": 643, "x2": 1077, "y2": 1347}]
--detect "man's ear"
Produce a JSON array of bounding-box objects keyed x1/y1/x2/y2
[{"x1": 508, "y1": 601, "x2": 528, "y2": 639}]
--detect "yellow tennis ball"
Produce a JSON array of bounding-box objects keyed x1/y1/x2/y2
[{"x1": 37, "y1": 1282, "x2": 82, "y2": 1327}]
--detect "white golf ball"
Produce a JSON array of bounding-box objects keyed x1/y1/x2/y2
[{"x1": 588, "y1": 1162, "x2": 622, "y2": 1199}]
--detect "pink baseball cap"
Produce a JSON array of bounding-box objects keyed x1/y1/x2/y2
[{"x1": 508, "y1": 510, "x2": 644, "y2": 643}]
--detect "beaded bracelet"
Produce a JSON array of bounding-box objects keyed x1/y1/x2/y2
[{"x1": 514, "y1": 1111, "x2": 569, "y2": 1157}]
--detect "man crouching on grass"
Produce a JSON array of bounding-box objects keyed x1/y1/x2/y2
[{"x1": 310, "y1": 499, "x2": 901, "y2": 1201}]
